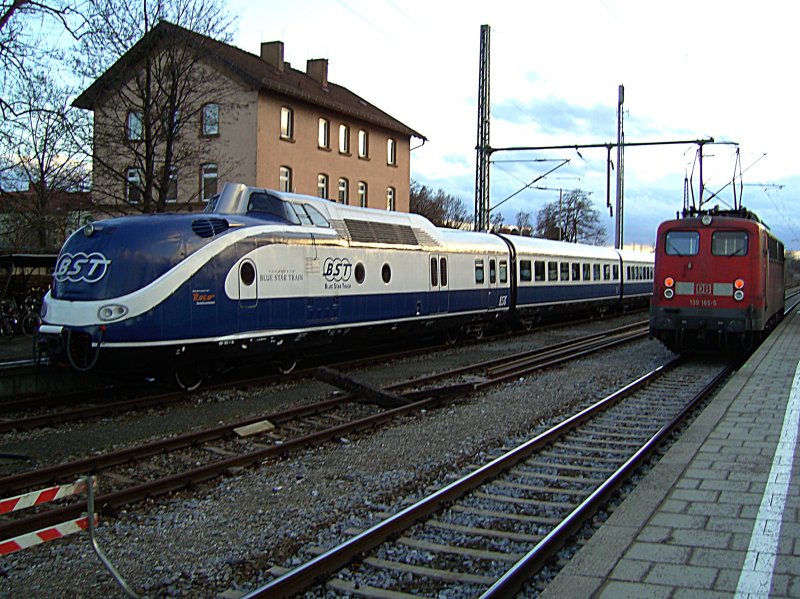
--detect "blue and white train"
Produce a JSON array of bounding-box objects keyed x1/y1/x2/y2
[{"x1": 37, "y1": 183, "x2": 654, "y2": 388}]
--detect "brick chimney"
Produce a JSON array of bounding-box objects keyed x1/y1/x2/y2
[
  {"x1": 261, "y1": 41, "x2": 284, "y2": 71},
  {"x1": 306, "y1": 58, "x2": 328, "y2": 88}
]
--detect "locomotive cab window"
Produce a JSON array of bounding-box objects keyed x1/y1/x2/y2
[
  {"x1": 665, "y1": 231, "x2": 699, "y2": 256},
  {"x1": 712, "y1": 231, "x2": 748, "y2": 256},
  {"x1": 247, "y1": 193, "x2": 301, "y2": 225}
]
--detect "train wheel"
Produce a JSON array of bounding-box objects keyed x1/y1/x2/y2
[
  {"x1": 444, "y1": 328, "x2": 460, "y2": 345},
  {"x1": 174, "y1": 364, "x2": 203, "y2": 391}
]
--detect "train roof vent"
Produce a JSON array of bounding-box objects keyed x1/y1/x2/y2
[
  {"x1": 344, "y1": 219, "x2": 419, "y2": 245},
  {"x1": 192, "y1": 217, "x2": 230, "y2": 238}
]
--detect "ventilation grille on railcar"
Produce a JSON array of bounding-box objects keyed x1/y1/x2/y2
[
  {"x1": 344, "y1": 219, "x2": 419, "y2": 245},
  {"x1": 192, "y1": 217, "x2": 230, "y2": 238}
]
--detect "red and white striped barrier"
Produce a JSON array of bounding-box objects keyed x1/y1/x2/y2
[
  {"x1": 0, "y1": 480, "x2": 88, "y2": 514},
  {"x1": 0, "y1": 515, "x2": 98, "y2": 556},
  {"x1": 0, "y1": 478, "x2": 96, "y2": 556}
]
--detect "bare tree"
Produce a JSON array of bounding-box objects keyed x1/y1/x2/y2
[
  {"x1": 71, "y1": 0, "x2": 237, "y2": 213},
  {"x1": 534, "y1": 189, "x2": 606, "y2": 244},
  {"x1": 0, "y1": 69, "x2": 91, "y2": 250},
  {"x1": 409, "y1": 180, "x2": 469, "y2": 229}
]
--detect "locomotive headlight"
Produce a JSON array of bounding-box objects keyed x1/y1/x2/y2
[
  {"x1": 701, "y1": 215, "x2": 713, "y2": 226},
  {"x1": 664, "y1": 277, "x2": 674, "y2": 288},
  {"x1": 734, "y1": 278, "x2": 745, "y2": 289},
  {"x1": 98, "y1": 304, "x2": 129, "y2": 321},
  {"x1": 664, "y1": 288, "x2": 674, "y2": 299},
  {"x1": 734, "y1": 290, "x2": 744, "y2": 301}
]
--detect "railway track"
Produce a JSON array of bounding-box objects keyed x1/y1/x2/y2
[
  {"x1": 245, "y1": 359, "x2": 732, "y2": 598},
  {"x1": 0, "y1": 321, "x2": 648, "y2": 548}
]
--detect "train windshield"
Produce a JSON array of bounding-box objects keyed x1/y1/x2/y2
[
  {"x1": 246, "y1": 193, "x2": 301, "y2": 224},
  {"x1": 664, "y1": 231, "x2": 699, "y2": 256},
  {"x1": 712, "y1": 231, "x2": 748, "y2": 256}
]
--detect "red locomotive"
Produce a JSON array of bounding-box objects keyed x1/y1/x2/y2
[{"x1": 649, "y1": 207, "x2": 785, "y2": 353}]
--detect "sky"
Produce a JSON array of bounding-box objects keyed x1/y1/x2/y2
[{"x1": 226, "y1": 0, "x2": 800, "y2": 250}]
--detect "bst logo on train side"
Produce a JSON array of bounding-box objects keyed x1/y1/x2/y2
[
  {"x1": 323, "y1": 257, "x2": 352, "y2": 282},
  {"x1": 54, "y1": 252, "x2": 111, "y2": 284}
]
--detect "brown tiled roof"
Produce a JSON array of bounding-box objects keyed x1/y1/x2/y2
[{"x1": 73, "y1": 21, "x2": 426, "y2": 140}]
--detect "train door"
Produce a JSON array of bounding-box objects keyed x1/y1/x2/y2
[
  {"x1": 429, "y1": 254, "x2": 449, "y2": 313},
  {"x1": 487, "y1": 256, "x2": 500, "y2": 309}
]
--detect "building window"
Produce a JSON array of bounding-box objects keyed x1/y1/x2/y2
[
  {"x1": 386, "y1": 186, "x2": 395, "y2": 211},
  {"x1": 202, "y1": 103, "x2": 219, "y2": 136},
  {"x1": 280, "y1": 106, "x2": 294, "y2": 140},
  {"x1": 338, "y1": 178, "x2": 349, "y2": 204},
  {"x1": 165, "y1": 167, "x2": 177, "y2": 203},
  {"x1": 357, "y1": 181, "x2": 367, "y2": 207},
  {"x1": 317, "y1": 173, "x2": 329, "y2": 199},
  {"x1": 387, "y1": 138, "x2": 396, "y2": 165},
  {"x1": 164, "y1": 108, "x2": 181, "y2": 136},
  {"x1": 279, "y1": 166, "x2": 292, "y2": 192},
  {"x1": 339, "y1": 124, "x2": 350, "y2": 154},
  {"x1": 318, "y1": 118, "x2": 330, "y2": 149},
  {"x1": 358, "y1": 129, "x2": 369, "y2": 158},
  {"x1": 201, "y1": 163, "x2": 218, "y2": 201},
  {"x1": 126, "y1": 168, "x2": 141, "y2": 203},
  {"x1": 126, "y1": 111, "x2": 142, "y2": 141}
]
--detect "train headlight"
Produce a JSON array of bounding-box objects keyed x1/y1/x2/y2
[
  {"x1": 664, "y1": 288, "x2": 674, "y2": 299},
  {"x1": 664, "y1": 277, "x2": 674, "y2": 288},
  {"x1": 734, "y1": 278, "x2": 745, "y2": 290},
  {"x1": 734, "y1": 290, "x2": 744, "y2": 301},
  {"x1": 701, "y1": 215, "x2": 713, "y2": 226},
  {"x1": 98, "y1": 304, "x2": 128, "y2": 321}
]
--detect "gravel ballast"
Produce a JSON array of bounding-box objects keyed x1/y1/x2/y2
[{"x1": 0, "y1": 317, "x2": 674, "y2": 597}]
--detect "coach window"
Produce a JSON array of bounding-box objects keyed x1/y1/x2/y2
[
  {"x1": 499, "y1": 260, "x2": 508, "y2": 284},
  {"x1": 431, "y1": 257, "x2": 439, "y2": 286},
  {"x1": 560, "y1": 262, "x2": 569, "y2": 281},
  {"x1": 603, "y1": 264, "x2": 611, "y2": 280},
  {"x1": 571, "y1": 263, "x2": 580, "y2": 282},
  {"x1": 475, "y1": 259, "x2": 485, "y2": 284},
  {"x1": 665, "y1": 231, "x2": 699, "y2": 256},
  {"x1": 613, "y1": 264, "x2": 619, "y2": 280},
  {"x1": 440, "y1": 257, "x2": 448, "y2": 286},
  {"x1": 712, "y1": 231, "x2": 748, "y2": 256},
  {"x1": 490, "y1": 259, "x2": 497, "y2": 284},
  {"x1": 534, "y1": 260, "x2": 545, "y2": 282},
  {"x1": 382, "y1": 263, "x2": 392, "y2": 284},
  {"x1": 547, "y1": 261, "x2": 558, "y2": 282},
  {"x1": 583, "y1": 263, "x2": 591, "y2": 281},
  {"x1": 593, "y1": 264, "x2": 601, "y2": 280},
  {"x1": 520, "y1": 260, "x2": 532, "y2": 282}
]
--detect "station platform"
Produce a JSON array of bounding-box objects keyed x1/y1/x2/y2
[{"x1": 541, "y1": 307, "x2": 800, "y2": 598}]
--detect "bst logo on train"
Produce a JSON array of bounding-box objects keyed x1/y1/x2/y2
[
  {"x1": 323, "y1": 257, "x2": 352, "y2": 282},
  {"x1": 54, "y1": 252, "x2": 111, "y2": 284}
]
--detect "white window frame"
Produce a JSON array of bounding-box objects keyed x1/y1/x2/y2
[
  {"x1": 338, "y1": 178, "x2": 349, "y2": 204},
  {"x1": 387, "y1": 138, "x2": 396, "y2": 165},
  {"x1": 126, "y1": 111, "x2": 143, "y2": 141},
  {"x1": 201, "y1": 163, "x2": 218, "y2": 202},
  {"x1": 358, "y1": 181, "x2": 367, "y2": 207},
  {"x1": 126, "y1": 168, "x2": 141, "y2": 203},
  {"x1": 386, "y1": 186, "x2": 395, "y2": 211},
  {"x1": 280, "y1": 106, "x2": 294, "y2": 140},
  {"x1": 279, "y1": 166, "x2": 292, "y2": 192},
  {"x1": 317, "y1": 173, "x2": 329, "y2": 199},
  {"x1": 358, "y1": 129, "x2": 369, "y2": 158},
  {"x1": 339, "y1": 124, "x2": 350, "y2": 154},
  {"x1": 202, "y1": 103, "x2": 219, "y2": 136},
  {"x1": 318, "y1": 118, "x2": 330, "y2": 149}
]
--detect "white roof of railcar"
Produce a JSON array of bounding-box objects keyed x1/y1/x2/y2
[
  {"x1": 502, "y1": 235, "x2": 620, "y2": 260},
  {"x1": 616, "y1": 248, "x2": 655, "y2": 264}
]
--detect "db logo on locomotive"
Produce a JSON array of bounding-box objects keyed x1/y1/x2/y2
[
  {"x1": 323, "y1": 257, "x2": 352, "y2": 282},
  {"x1": 55, "y1": 252, "x2": 111, "y2": 284}
]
